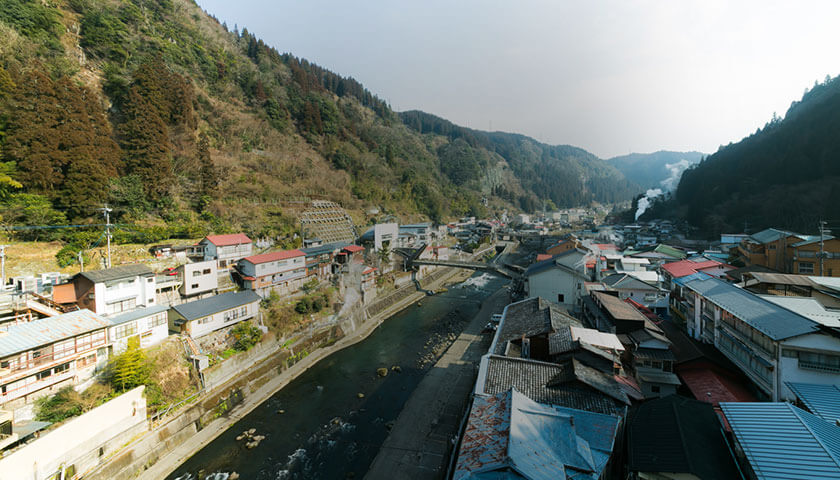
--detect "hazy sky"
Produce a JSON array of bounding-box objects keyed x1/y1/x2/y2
[{"x1": 196, "y1": 0, "x2": 840, "y2": 158}]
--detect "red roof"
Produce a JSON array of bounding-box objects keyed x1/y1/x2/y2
[
  {"x1": 661, "y1": 259, "x2": 723, "y2": 278},
  {"x1": 242, "y1": 249, "x2": 305, "y2": 264},
  {"x1": 536, "y1": 254, "x2": 552, "y2": 261},
  {"x1": 594, "y1": 243, "x2": 619, "y2": 252},
  {"x1": 678, "y1": 363, "x2": 756, "y2": 406},
  {"x1": 362, "y1": 267, "x2": 377, "y2": 275},
  {"x1": 203, "y1": 233, "x2": 252, "y2": 246},
  {"x1": 344, "y1": 245, "x2": 365, "y2": 253}
]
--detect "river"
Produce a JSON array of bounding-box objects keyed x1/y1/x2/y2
[{"x1": 168, "y1": 271, "x2": 508, "y2": 480}]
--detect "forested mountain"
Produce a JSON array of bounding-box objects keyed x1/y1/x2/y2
[
  {"x1": 400, "y1": 111, "x2": 640, "y2": 211},
  {"x1": 671, "y1": 75, "x2": 840, "y2": 236},
  {"x1": 0, "y1": 0, "x2": 639, "y2": 250},
  {"x1": 609, "y1": 151, "x2": 704, "y2": 189}
]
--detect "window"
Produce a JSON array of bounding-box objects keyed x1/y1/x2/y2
[
  {"x1": 148, "y1": 312, "x2": 167, "y2": 328},
  {"x1": 558, "y1": 294, "x2": 565, "y2": 303},
  {"x1": 198, "y1": 317, "x2": 212, "y2": 325},
  {"x1": 77, "y1": 354, "x2": 96, "y2": 368},
  {"x1": 114, "y1": 322, "x2": 138, "y2": 339},
  {"x1": 36, "y1": 370, "x2": 52, "y2": 380},
  {"x1": 147, "y1": 277, "x2": 154, "y2": 283},
  {"x1": 799, "y1": 351, "x2": 840, "y2": 372},
  {"x1": 203, "y1": 269, "x2": 211, "y2": 275},
  {"x1": 799, "y1": 262, "x2": 815, "y2": 274},
  {"x1": 193, "y1": 271, "x2": 201, "y2": 277},
  {"x1": 53, "y1": 339, "x2": 75, "y2": 360},
  {"x1": 0, "y1": 360, "x2": 8, "y2": 369},
  {"x1": 53, "y1": 363, "x2": 70, "y2": 375},
  {"x1": 192, "y1": 284, "x2": 199, "y2": 289}
]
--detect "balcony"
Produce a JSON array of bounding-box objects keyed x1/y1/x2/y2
[{"x1": 799, "y1": 360, "x2": 840, "y2": 374}]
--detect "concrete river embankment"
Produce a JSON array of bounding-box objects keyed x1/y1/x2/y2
[{"x1": 166, "y1": 271, "x2": 508, "y2": 480}]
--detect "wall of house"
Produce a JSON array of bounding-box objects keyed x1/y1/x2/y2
[
  {"x1": 793, "y1": 239, "x2": 840, "y2": 277},
  {"x1": 527, "y1": 269, "x2": 581, "y2": 309},
  {"x1": 179, "y1": 301, "x2": 259, "y2": 338},
  {"x1": 0, "y1": 386, "x2": 146, "y2": 480},
  {"x1": 779, "y1": 333, "x2": 840, "y2": 400},
  {"x1": 97, "y1": 275, "x2": 156, "y2": 315},
  {"x1": 179, "y1": 261, "x2": 218, "y2": 297},
  {"x1": 110, "y1": 313, "x2": 169, "y2": 355}
]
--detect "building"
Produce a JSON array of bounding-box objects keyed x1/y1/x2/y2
[
  {"x1": 626, "y1": 395, "x2": 742, "y2": 480},
  {"x1": 721, "y1": 402, "x2": 840, "y2": 480},
  {"x1": 624, "y1": 328, "x2": 680, "y2": 398},
  {"x1": 582, "y1": 291, "x2": 648, "y2": 334},
  {"x1": 660, "y1": 258, "x2": 733, "y2": 291},
  {"x1": 0, "y1": 386, "x2": 147, "y2": 480},
  {"x1": 683, "y1": 277, "x2": 840, "y2": 401},
  {"x1": 476, "y1": 355, "x2": 630, "y2": 416},
  {"x1": 0, "y1": 310, "x2": 110, "y2": 407},
  {"x1": 200, "y1": 233, "x2": 253, "y2": 270},
  {"x1": 107, "y1": 305, "x2": 169, "y2": 355},
  {"x1": 523, "y1": 249, "x2": 591, "y2": 310},
  {"x1": 742, "y1": 272, "x2": 840, "y2": 308},
  {"x1": 373, "y1": 223, "x2": 399, "y2": 250},
  {"x1": 301, "y1": 242, "x2": 346, "y2": 280},
  {"x1": 177, "y1": 260, "x2": 218, "y2": 298},
  {"x1": 169, "y1": 290, "x2": 261, "y2": 338},
  {"x1": 0, "y1": 410, "x2": 16, "y2": 451},
  {"x1": 736, "y1": 227, "x2": 840, "y2": 277},
  {"x1": 490, "y1": 297, "x2": 582, "y2": 358},
  {"x1": 546, "y1": 237, "x2": 578, "y2": 256},
  {"x1": 55, "y1": 265, "x2": 156, "y2": 316},
  {"x1": 785, "y1": 382, "x2": 840, "y2": 423},
  {"x1": 601, "y1": 273, "x2": 668, "y2": 315},
  {"x1": 453, "y1": 388, "x2": 619, "y2": 480},
  {"x1": 791, "y1": 236, "x2": 840, "y2": 276},
  {"x1": 236, "y1": 249, "x2": 306, "y2": 297}
]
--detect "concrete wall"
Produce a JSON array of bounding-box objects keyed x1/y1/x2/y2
[
  {"x1": 0, "y1": 386, "x2": 146, "y2": 480},
  {"x1": 526, "y1": 269, "x2": 580, "y2": 309},
  {"x1": 180, "y1": 261, "x2": 218, "y2": 297}
]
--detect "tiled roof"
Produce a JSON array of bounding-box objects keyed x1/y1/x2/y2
[
  {"x1": 479, "y1": 355, "x2": 629, "y2": 416},
  {"x1": 721, "y1": 402, "x2": 840, "y2": 480},
  {"x1": 77, "y1": 264, "x2": 153, "y2": 283},
  {"x1": 679, "y1": 365, "x2": 756, "y2": 405},
  {"x1": 0, "y1": 310, "x2": 111, "y2": 357},
  {"x1": 343, "y1": 245, "x2": 365, "y2": 253},
  {"x1": 628, "y1": 395, "x2": 743, "y2": 480},
  {"x1": 685, "y1": 278, "x2": 818, "y2": 340},
  {"x1": 241, "y1": 249, "x2": 305, "y2": 264},
  {"x1": 454, "y1": 388, "x2": 619, "y2": 480},
  {"x1": 171, "y1": 290, "x2": 261, "y2": 322},
  {"x1": 202, "y1": 233, "x2": 252, "y2": 246},
  {"x1": 785, "y1": 382, "x2": 840, "y2": 423},
  {"x1": 601, "y1": 273, "x2": 658, "y2": 291},
  {"x1": 592, "y1": 291, "x2": 648, "y2": 323},
  {"x1": 491, "y1": 297, "x2": 581, "y2": 355}
]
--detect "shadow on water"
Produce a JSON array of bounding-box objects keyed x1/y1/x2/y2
[{"x1": 168, "y1": 272, "x2": 506, "y2": 480}]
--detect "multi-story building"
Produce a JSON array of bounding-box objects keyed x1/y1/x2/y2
[
  {"x1": 0, "y1": 310, "x2": 110, "y2": 407},
  {"x1": 236, "y1": 249, "x2": 307, "y2": 297},
  {"x1": 683, "y1": 277, "x2": 840, "y2": 401},
  {"x1": 107, "y1": 305, "x2": 170, "y2": 355},
  {"x1": 200, "y1": 234, "x2": 253, "y2": 270},
  {"x1": 177, "y1": 260, "x2": 218, "y2": 298},
  {"x1": 737, "y1": 227, "x2": 840, "y2": 277},
  {"x1": 791, "y1": 236, "x2": 840, "y2": 276},
  {"x1": 53, "y1": 265, "x2": 156, "y2": 316}
]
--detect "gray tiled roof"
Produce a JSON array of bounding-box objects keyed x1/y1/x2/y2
[
  {"x1": 492, "y1": 297, "x2": 581, "y2": 355},
  {"x1": 685, "y1": 277, "x2": 818, "y2": 340},
  {"x1": 481, "y1": 355, "x2": 628, "y2": 416},
  {"x1": 78, "y1": 264, "x2": 153, "y2": 283},
  {"x1": 171, "y1": 290, "x2": 261, "y2": 321}
]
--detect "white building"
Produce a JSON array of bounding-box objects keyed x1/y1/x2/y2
[
  {"x1": 236, "y1": 249, "x2": 307, "y2": 297},
  {"x1": 169, "y1": 290, "x2": 261, "y2": 338},
  {"x1": 683, "y1": 277, "x2": 840, "y2": 401},
  {"x1": 373, "y1": 223, "x2": 398, "y2": 250},
  {"x1": 200, "y1": 233, "x2": 253, "y2": 270},
  {"x1": 523, "y1": 249, "x2": 590, "y2": 310},
  {"x1": 62, "y1": 265, "x2": 156, "y2": 316},
  {"x1": 178, "y1": 260, "x2": 218, "y2": 298},
  {"x1": 107, "y1": 305, "x2": 170, "y2": 355}
]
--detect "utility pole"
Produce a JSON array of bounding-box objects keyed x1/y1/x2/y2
[
  {"x1": 819, "y1": 220, "x2": 831, "y2": 276},
  {"x1": 77, "y1": 250, "x2": 84, "y2": 273},
  {"x1": 0, "y1": 245, "x2": 7, "y2": 290},
  {"x1": 100, "y1": 205, "x2": 113, "y2": 268}
]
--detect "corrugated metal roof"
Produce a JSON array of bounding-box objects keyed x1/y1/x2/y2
[
  {"x1": 202, "y1": 233, "x2": 252, "y2": 246},
  {"x1": 108, "y1": 305, "x2": 169, "y2": 326},
  {"x1": 300, "y1": 242, "x2": 349, "y2": 257},
  {"x1": 0, "y1": 310, "x2": 110, "y2": 357},
  {"x1": 453, "y1": 388, "x2": 619, "y2": 480},
  {"x1": 241, "y1": 249, "x2": 305, "y2": 264},
  {"x1": 792, "y1": 236, "x2": 835, "y2": 247},
  {"x1": 662, "y1": 259, "x2": 725, "y2": 279},
  {"x1": 171, "y1": 291, "x2": 261, "y2": 321},
  {"x1": 760, "y1": 296, "x2": 840, "y2": 328},
  {"x1": 78, "y1": 264, "x2": 153, "y2": 283},
  {"x1": 748, "y1": 228, "x2": 799, "y2": 245},
  {"x1": 720, "y1": 402, "x2": 840, "y2": 480},
  {"x1": 685, "y1": 278, "x2": 818, "y2": 340},
  {"x1": 786, "y1": 382, "x2": 840, "y2": 424}
]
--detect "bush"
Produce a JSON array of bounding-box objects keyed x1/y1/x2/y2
[
  {"x1": 231, "y1": 322, "x2": 262, "y2": 351},
  {"x1": 35, "y1": 387, "x2": 84, "y2": 423}
]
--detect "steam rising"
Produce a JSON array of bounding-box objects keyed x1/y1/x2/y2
[{"x1": 634, "y1": 159, "x2": 692, "y2": 220}]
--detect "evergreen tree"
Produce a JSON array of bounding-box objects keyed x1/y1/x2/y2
[
  {"x1": 111, "y1": 336, "x2": 148, "y2": 392},
  {"x1": 118, "y1": 86, "x2": 173, "y2": 201}
]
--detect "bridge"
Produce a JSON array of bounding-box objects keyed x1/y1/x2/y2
[{"x1": 410, "y1": 258, "x2": 520, "y2": 279}]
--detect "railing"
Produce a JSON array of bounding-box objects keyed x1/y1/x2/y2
[{"x1": 799, "y1": 360, "x2": 840, "y2": 373}]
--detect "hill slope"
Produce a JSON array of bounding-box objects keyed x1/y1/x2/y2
[
  {"x1": 0, "y1": 0, "x2": 639, "y2": 250},
  {"x1": 674, "y1": 76, "x2": 840, "y2": 235},
  {"x1": 609, "y1": 151, "x2": 704, "y2": 190}
]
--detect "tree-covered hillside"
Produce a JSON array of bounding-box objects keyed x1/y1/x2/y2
[
  {"x1": 0, "y1": 0, "x2": 639, "y2": 251},
  {"x1": 674, "y1": 75, "x2": 840, "y2": 236},
  {"x1": 609, "y1": 151, "x2": 704, "y2": 189}
]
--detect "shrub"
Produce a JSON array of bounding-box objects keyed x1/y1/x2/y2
[{"x1": 231, "y1": 322, "x2": 262, "y2": 351}]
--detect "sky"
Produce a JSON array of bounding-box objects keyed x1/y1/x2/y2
[{"x1": 196, "y1": 0, "x2": 840, "y2": 159}]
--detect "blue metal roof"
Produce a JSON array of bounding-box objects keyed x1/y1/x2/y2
[
  {"x1": 721, "y1": 402, "x2": 840, "y2": 480},
  {"x1": 0, "y1": 310, "x2": 111, "y2": 357},
  {"x1": 792, "y1": 236, "x2": 835, "y2": 247},
  {"x1": 673, "y1": 271, "x2": 713, "y2": 286},
  {"x1": 454, "y1": 388, "x2": 619, "y2": 480},
  {"x1": 108, "y1": 305, "x2": 169, "y2": 326},
  {"x1": 685, "y1": 277, "x2": 818, "y2": 340},
  {"x1": 748, "y1": 228, "x2": 798, "y2": 245},
  {"x1": 786, "y1": 382, "x2": 840, "y2": 423},
  {"x1": 300, "y1": 241, "x2": 349, "y2": 257}
]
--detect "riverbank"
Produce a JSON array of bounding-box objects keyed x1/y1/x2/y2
[
  {"x1": 131, "y1": 266, "x2": 474, "y2": 480},
  {"x1": 364, "y1": 283, "x2": 510, "y2": 479}
]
